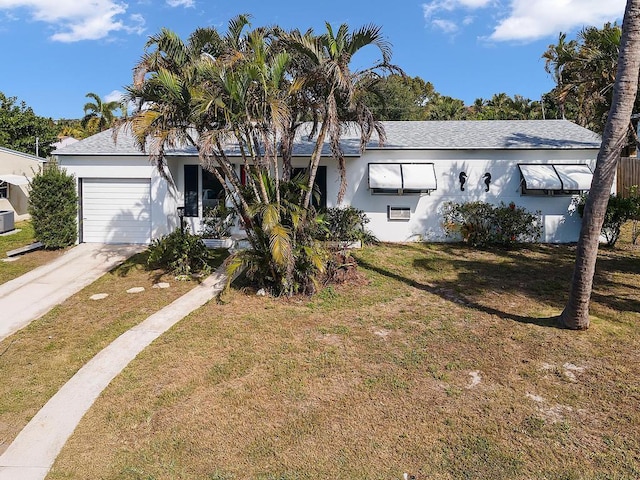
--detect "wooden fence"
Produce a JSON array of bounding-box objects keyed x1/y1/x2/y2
[{"x1": 617, "y1": 157, "x2": 640, "y2": 197}]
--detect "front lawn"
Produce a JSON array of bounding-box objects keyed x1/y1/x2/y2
[
  {"x1": 0, "y1": 250, "x2": 227, "y2": 457},
  {"x1": 46, "y1": 239, "x2": 640, "y2": 479},
  {"x1": 0, "y1": 220, "x2": 66, "y2": 285}
]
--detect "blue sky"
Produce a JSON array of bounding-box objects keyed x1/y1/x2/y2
[{"x1": 0, "y1": 0, "x2": 626, "y2": 120}]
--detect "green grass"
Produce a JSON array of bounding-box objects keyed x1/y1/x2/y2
[
  {"x1": 0, "y1": 250, "x2": 226, "y2": 458},
  {"x1": 0, "y1": 220, "x2": 66, "y2": 285},
  {"x1": 41, "y1": 234, "x2": 640, "y2": 480}
]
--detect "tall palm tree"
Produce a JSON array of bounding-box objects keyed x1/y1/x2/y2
[
  {"x1": 543, "y1": 32, "x2": 578, "y2": 119},
  {"x1": 122, "y1": 17, "x2": 396, "y2": 295},
  {"x1": 542, "y1": 23, "x2": 629, "y2": 133},
  {"x1": 560, "y1": 0, "x2": 640, "y2": 329},
  {"x1": 285, "y1": 23, "x2": 398, "y2": 208},
  {"x1": 81, "y1": 92, "x2": 121, "y2": 135}
]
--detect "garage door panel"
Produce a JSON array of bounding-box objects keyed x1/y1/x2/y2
[{"x1": 82, "y1": 179, "x2": 151, "y2": 244}]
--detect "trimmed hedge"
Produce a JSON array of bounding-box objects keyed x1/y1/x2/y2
[{"x1": 28, "y1": 165, "x2": 78, "y2": 249}]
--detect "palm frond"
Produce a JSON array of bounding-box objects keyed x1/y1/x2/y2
[{"x1": 269, "y1": 223, "x2": 292, "y2": 267}]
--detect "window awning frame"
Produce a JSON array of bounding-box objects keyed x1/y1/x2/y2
[
  {"x1": 368, "y1": 163, "x2": 437, "y2": 194},
  {"x1": 518, "y1": 163, "x2": 593, "y2": 192},
  {"x1": 0, "y1": 174, "x2": 31, "y2": 186}
]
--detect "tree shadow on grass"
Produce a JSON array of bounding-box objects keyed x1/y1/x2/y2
[
  {"x1": 356, "y1": 255, "x2": 564, "y2": 329},
  {"x1": 355, "y1": 241, "x2": 640, "y2": 329}
]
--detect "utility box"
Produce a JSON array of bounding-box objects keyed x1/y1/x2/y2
[{"x1": 0, "y1": 210, "x2": 15, "y2": 233}]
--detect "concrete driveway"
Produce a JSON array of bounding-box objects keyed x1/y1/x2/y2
[{"x1": 0, "y1": 243, "x2": 145, "y2": 343}]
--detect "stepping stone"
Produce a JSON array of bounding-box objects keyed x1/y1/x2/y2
[
  {"x1": 2, "y1": 257, "x2": 20, "y2": 262},
  {"x1": 126, "y1": 287, "x2": 145, "y2": 294},
  {"x1": 152, "y1": 282, "x2": 170, "y2": 289},
  {"x1": 90, "y1": 293, "x2": 109, "y2": 301}
]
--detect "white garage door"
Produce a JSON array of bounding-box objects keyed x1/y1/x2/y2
[{"x1": 82, "y1": 178, "x2": 151, "y2": 244}]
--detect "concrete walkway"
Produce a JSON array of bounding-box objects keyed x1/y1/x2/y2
[
  {"x1": 0, "y1": 243, "x2": 144, "y2": 343},
  {"x1": 0, "y1": 268, "x2": 227, "y2": 480}
]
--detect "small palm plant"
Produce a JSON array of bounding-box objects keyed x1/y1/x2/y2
[{"x1": 225, "y1": 172, "x2": 327, "y2": 296}]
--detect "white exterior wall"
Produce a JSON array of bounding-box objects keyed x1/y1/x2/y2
[
  {"x1": 319, "y1": 148, "x2": 599, "y2": 243},
  {"x1": 57, "y1": 156, "x2": 178, "y2": 242},
  {"x1": 58, "y1": 146, "x2": 600, "y2": 245}
]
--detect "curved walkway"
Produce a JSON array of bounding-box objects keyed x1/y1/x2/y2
[
  {"x1": 0, "y1": 268, "x2": 226, "y2": 480},
  {"x1": 0, "y1": 243, "x2": 145, "y2": 343}
]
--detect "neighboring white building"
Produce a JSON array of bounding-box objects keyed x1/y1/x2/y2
[
  {"x1": 0, "y1": 146, "x2": 46, "y2": 221},
  {"x1": 54, "y1": 120, "x2": 602, "y2": 245}
]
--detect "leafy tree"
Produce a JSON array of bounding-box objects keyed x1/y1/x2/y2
[
  {"x1": 81, "y1": 92, "x2": 121, "y2": 135},
  {"x1": 560, "y1": 0, "x2": 640, "y2": 329},
  {"x1": 0, "y1": 92, "x2": 59, "y2": 157},
  {"x1": 28, "y1": 165, "x2": 78, "y2": 248},
  {"x1": 426, "y1": 94, "x2": 467, "y2": 120},
  {"x1": 56, "y1": 118, "x2": 89, "y2": 140},
  {"x1": 359, "y1": 74, "x2": 434, "y2": 120}
]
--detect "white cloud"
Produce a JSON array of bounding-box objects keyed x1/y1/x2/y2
[
  {"x1": 166, "y1": 0, "x2": 194, "y2": 7},
  {"x1": 489, "y1": 0, "x2": 626, "y2": 42},
  {"x1": 423, "y1": 0, "x2": 492, "y2": 35},
  {"x1": 0, "y1": 0, "x2": 146, "y2": 42},
  {"x1": 423, "y1": 0, "x2": 492, "y2": 20},
  {"x1": 104, "y1": 89, "x2": 124, "y2": 103},
  {"x1": 432, "y1": 18, "x2": 459, "y2": 34},
  {"x1": 423, "y1": 0, "x2": 625, "y2": 42}
]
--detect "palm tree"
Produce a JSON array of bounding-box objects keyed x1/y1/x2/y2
[
  {"x1": 560, "y1": 0, "x2": 640, "y2": 329},
  {"x1": 542, "y1": 23, "x2": 630, "y2": 133},
  {"x1": 81, "y1": 92, "x2": 121, "y2": 135},
  {"x1": 122, "y1": 17, "x2": 396, "y2": 295},
  {"x1": 426, "y1": 94, "x2": 466, "y2": 120},
  {"x1": 543, "y1": 32, "x2": 578, "y2": 120},
  {"x1": 284, "y1": 22, "x2": 398, "y2": 207}
]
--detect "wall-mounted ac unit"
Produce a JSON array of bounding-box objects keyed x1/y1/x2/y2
[{"x1": 388, "y1": 206, "x2": 410, "y2": 221}]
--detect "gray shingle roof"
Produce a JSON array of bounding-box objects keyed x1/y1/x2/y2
[
  {"x1": 371, "y1": 120, "x2": 601, "y2": 150},
  {"x1": 54, "y1": 120, "x2": 601, "y2": 157}
]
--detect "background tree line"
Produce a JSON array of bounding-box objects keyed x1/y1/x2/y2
[{"x1": 0, "y1": 20, "x2": 630, "y2": 160}]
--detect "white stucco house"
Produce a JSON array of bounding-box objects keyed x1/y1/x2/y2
[
  {"x1": 0, "y1": 146, "x2": 46, "y2": 222},
  {"x1": 53, "y1": 120, "x2": 602, "y2": 245}
]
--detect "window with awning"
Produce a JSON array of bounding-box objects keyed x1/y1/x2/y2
[
  {"x1": 369, "y1": 163, "x2": 437, "y2": 194},
  {"x1": 518, "y1": 164, "x2": 593, "y2": 195},
  {"x1": 0, "y1": 174, "x2": 31, "y2": 186},
  {"x1": 0, "y1": 175, "x2": 31, "y2": 199}
]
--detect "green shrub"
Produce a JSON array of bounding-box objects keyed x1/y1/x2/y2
[
  {"x1": 147, "y1": 226, "x2": 211, "y2": 275},
  {"x1": 442, "y1": 201, "x2": 541, "y2": 248},
  {"x1": 28, "y1": 164, "x2": 78, "y2": 249},
  {"x1": 576, "y1": 193, "x2": 637, "y2": 247},
  {"x1": 317, "y1": 206, "x2": 377, "y2": 244},
  {"x1": 627, "y1": 185, "x2": 640, "y2": 245}
]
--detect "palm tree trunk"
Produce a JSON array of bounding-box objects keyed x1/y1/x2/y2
[
  {"x1": 303, "y1": 116, "x2": 329, "y2": 209},
  {"x1": 560, "y1": 0, "x2": 640, "y2": 329}
]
